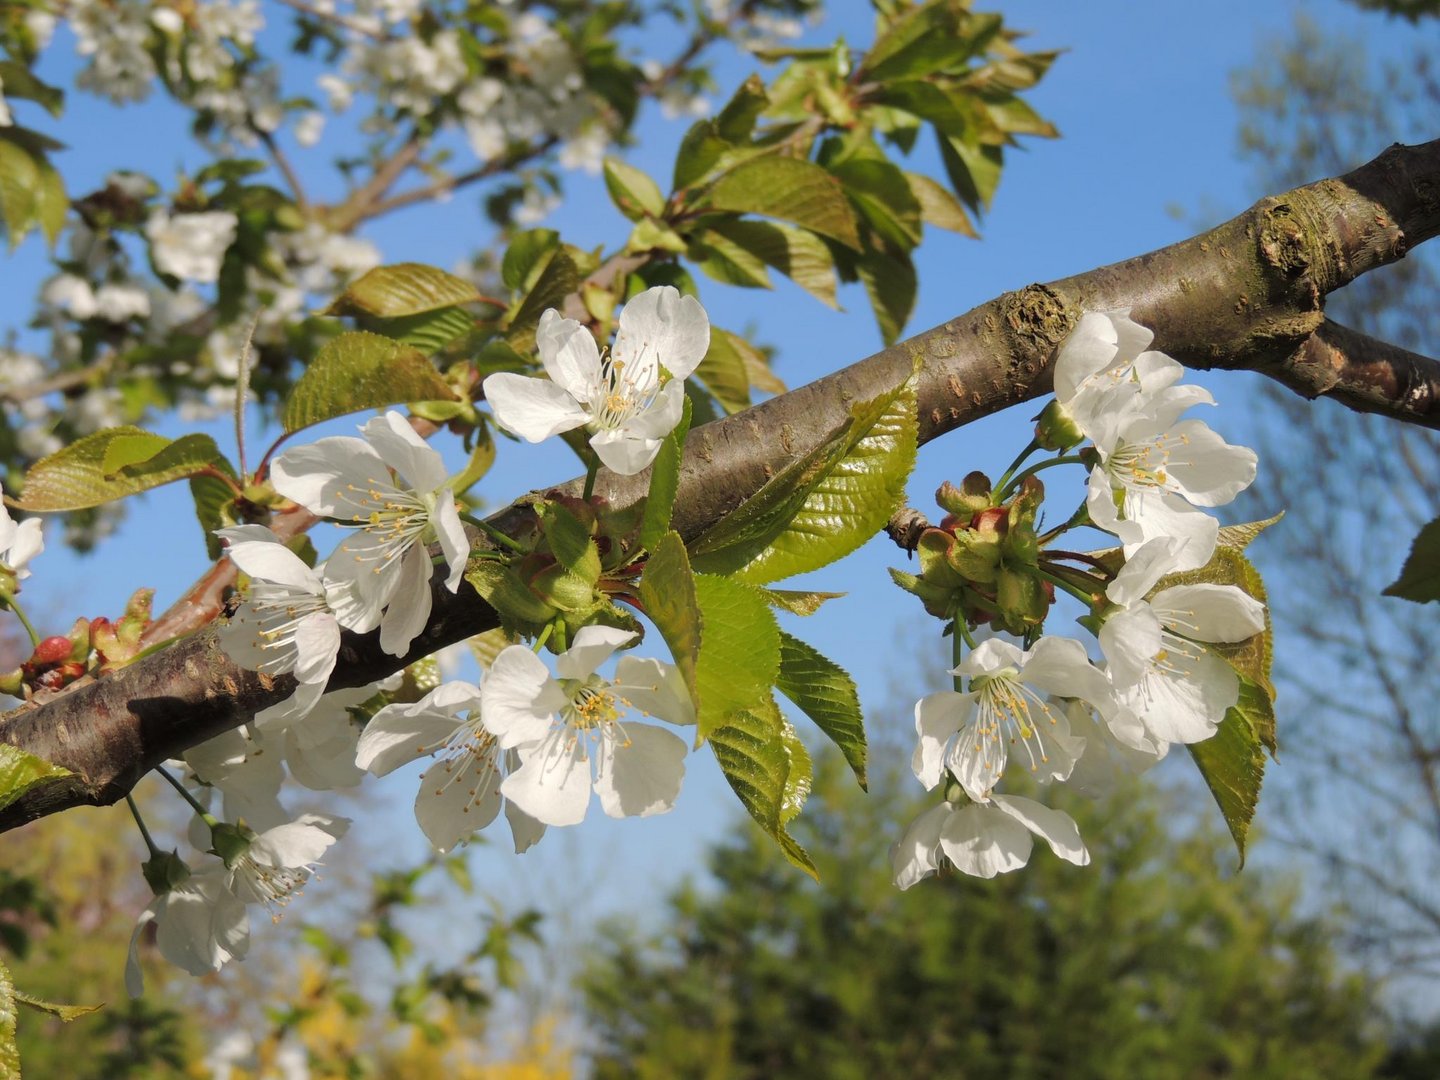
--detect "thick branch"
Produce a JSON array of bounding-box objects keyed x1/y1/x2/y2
[
  {"x1": 1270, "y1": 320, "x2": 1440, "y2": 426},
  {"x1": 3, "y1": 138, "x2": 1438, "y2": 833}
]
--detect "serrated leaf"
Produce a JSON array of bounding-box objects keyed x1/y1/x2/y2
[
  {"x1": 507, "y1": 248, "x2": 581, "y2": 354},
  {"x1": 760, "y1": 589, "x2": 845, "y2": 616},
  {"x1": 940, "y1": 133, "x2": 1004, "y2": 214},
  {"x1": 833, "y1": 158, "x2": 922, "y2": 251},
  {"x1": 706, "y1": 219, "x2": 839, "y2": 308},
  {"x1": 0, "y1": 62, "x2": 64, "y2": 116},
  {"x1": 326, "y1": 263, "x2": 481, "y2": 317},
  {"x1": 692, "y1": 573, "x2": 781, "y2": 740},
  {"x1": 640, "y1": 398, "x2": 691, "y2": 553},
  {"x1": 639, "y1": 532, "x2": 700, "y2": 700},
  {"x1": 857, "y1": 247, "x2": 918, "y2": 344},
  {"x1": 673, "y1": 120, "x2": 732, "y2": 191},
  {"x1": 715, "y1": 73, "x2": 769, "y2": 142},
  {"x1": 0, "y1": 136, "x2": 39, "y2": 248},
  {"x1": 0, "y1": 743, "x2": 70, "y2": 814},
  {"x1": 864, "y1": 1, "x2": 984, "y2": 81},
  {"x1": 190, "y1": 459, "x2": 240, "y2": 559},
  {"x1": 14, "y1": 993, "x2": 101, "y2": 1022},
  {"x1": 689, "y1": 226, "x2": 772, "y2": 291},
  {"x1": 1189, "y1": 677, "x2": 1270, "y2": 866},
  {"x1": 282, "y1": 331, "x2": 456, "y2": 435},
  {"x1": 775, "y1": 631, "x2": 867, "y2": 788},
  {"x1": 501, "y1": 229, "x2": 561, "y2": 292},
  {"x1": 779, "y1": 719, "x2": 812, "y2": 824},
  {"x1": 906, "y1": 171, "x2": 977, "y2": 237},
  {"x1": 1216, "y1": 510, "x2": 1284, "y2": 552},
  {"x1": 704, "y1": 157, "x2": 861, "y2": 251},
  {"x1": 1383, "y1": 516, "x2": 1440, "y2": 604},
  {"x1": 710, "y1": 696, "x2": 818, "y2": 879},
  {"x1": 363, "y1": 305, "x2": 474, "y2": 356},
  {"x1": 692, "y1": 329, "x2": 753, "y2": 415},
  {"x1": 19, "y1": 429, "x2": 229, "y2": 511},
  {"x1": 603, "y1": 158, "x2": 666, "y2": 221},
  {"x1": 0, "y1": 956, "x2": 17, "y2": 1080},
  {"x1": 691, "y1": 374, "x2": 918, "y2": 585},
  {"x1": 31, "y1": 155, "x2": 64, "y2": 248}
]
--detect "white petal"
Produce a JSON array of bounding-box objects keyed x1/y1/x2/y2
[
  {"x1": 1162, "y1": 420, "x2": 1257, "y2": 507},
  {"x1": 285, "y1": 722, "x2": 364, "y2": 791},
  {"x1": 414, "y1": 751, "x2": 502, "y2": 853},
  {"x1": 325, "y1": 528, "x2": 404, "y2": 610},
  {"x1": 620, "y1": 379, "x2": 686, "y2": 439},
  {"x1": 126, "y1": 906, "x2": 157, "y2": 997},
  {"x1": 1120, "y1": 649, "x2": 1238, "y2": 744},
  {"x1": 225, "y1": 542, "x2": 322, "y2": 594},
  {"x1": 1053, "y1": 311, "x2": 1122, "y2": 402},
  {"x1": 356, "y1": 703, "x2": 467, "y2": 776},
  {"x1": 594, "y1": 723, "x2": 687, "y2": 818},
  {"x1": 1105, "y1": 537, "x2": 1185, "y2": 607},
  {"x1": 1152, "y1": 584, "x2": 1266, "y2": 644},
  {"x1": 483, "y1": 372, "x2": 590, "y2": 442},
  {"x1": 990, "y1": 793, "x2": 1089, "y2": 866},
  {"x1": 536, "y1": 309, "x2": 602, "y2": 400},
  {"x1": 7, "y1": 517, "x2": 43, "y2": 572},
  {"x1": 481, "y1": 646, "x2": 568, "y2": 747},
  {"x1": 953, "y1": 637, "x2": 1023, "y2": 678},
  {"x1": 291, "y1": 613, "x2": 340, "y2": 686},
  {"x1": 500, "y1": 733, "x2": 592, "y2": 826},
  {"x1": 948, "y1": 718, "x2": 1005, "y2": 802},
  {"x1": 613, "y1": 286, "x2": 711, "y2": 381},
  {"x1": 614, "y1": 656, "x2": 695, "y2": 726},
  {"x1": 361, "y1": 411, "x2": 450, "y2": 494},
  {"x1": 248, "y1": 815, "x2": 347, "y2": 869},
  {"x1": 556, "y1": 625, "x2": 636, "y2": 681},
  {"x1": 378, "y1": 546, "x2": 433, "y2": 657},
  {"x1": 912, "y1": 690, "x2": 970, "y2": 790},
  {"x1": 1099, "y1": 605, "x2": 1164, "y2": 689},
  {"x1": 1015, "y1": 636, "x2": 1112, "y2": 707},
  {"x1": 588, "y1": 426, "x2": 664, "y2": 475},
  {"x1": 323, "y1": 573, "x2": 383, "y2": 634},
  {"x1": 433, "y1": 492, "x2": 469, "y2": 592},
  {"x1": 270, "y1": 437, "x2": 388, "y2": 517},
  {"x1": 1119, "y1": 488, "x2": 1219, "y2": 572},
  {"x1": 939, "y1": 803, "x2": 1033, "y2": 878},
  {"x1": 891, "y1": 802, "x2": 950, "y2": 890},
  {"x1": 505, "y1": 795, "x2": 547, "y2": 854}
]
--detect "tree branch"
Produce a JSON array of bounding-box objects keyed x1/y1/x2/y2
[
  {"x1": 1267, "y1": 319, "x2": 1440, "y2": 427},
  {"x1": 3, "y1": 138, "x2": 1438, "y2": 834}
]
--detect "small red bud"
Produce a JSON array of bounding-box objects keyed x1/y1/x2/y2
[{"x1": 32, "y1": 636, "x2": 74, "y2": 667}]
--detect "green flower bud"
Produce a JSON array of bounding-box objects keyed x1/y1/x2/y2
[
  {"x1": 141, "y1": 850, "x2": 192, "y2": 896},
  {"x1": 1034, "y1": 398, "x2": 1084, "y2": 451}
]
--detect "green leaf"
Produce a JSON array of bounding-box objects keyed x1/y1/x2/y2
[
  {"x1": 638, "y1": 532, "x2": 700, "y2": 699},
  {"x1": 0, "y1": 135, "x2": 38, "y2": 248},
  {"x1": 833, "y1": 158, "x2": 923, "y2": 251},
  {"x1": 506, "y1": 248, "x2": 581, "y2": 354},
  {"x1": 775, "y1": 631, "x2": 867, "y2": 788},
  {"x1": 1189, "y1": 678, "x2": 1271, "y2": 866},
  {"x1": 906, "y1": 171, "x2": 977, "y2": 237},
  {"x1": 282, "y1": 331, "x2": 456, "y2": 435},
  {"x1": 704, "y1": 157, "x2": 861, "y2": 251},
  {"x1": 705, "y1": 219, "x2": 839, "y2": 308},
  {"x1": 1216, "y1": 510, "x2": 1284, "y2": 552},
  {"x1": 603, "y1": 158, "x2": 666, "y2": 221},
  {"x1": 325, "y1": 263, "x2": 481, "y2": 317},
  {"x1": 715, "y1": 73, "x2": 769, "y2": 142},
  {"x1": 30, "y1": 155, "x2": 64, "y2": 248},
  {"x1": 939, "y1": 133, "x2": 1004, "y2": 214},
  {"x1": 857, "y1": 247, "x2": 918, "y2": 345},
  {"x1": 760, "y1": 589, "x2": 845, "y2": 616},
  {"x1": 0, "y1": 62, "x2": 64, "y2": 116},
  {"x1": 363, "y1": 305, "x2": 475, "y2": 356},
  {"x1": 689, "y1": 227, "x2": 772, "y2": 291},
  {"x1": 692, "y1": 329, "x2": 753, "y2": 415},
  {"x1": 673, "y1": 120, "x2": 732, "y2": 191},
  {"x1": 190, "y1": 471, "x2": 237, "y2": 560},
  {"x1": 710, "y1": 696, "x2": 818, "y2": 879},
  {"x1": 692, "y1": 573, "x2": 781, "y2": 740},
  {"x1": 778, "y1": 719, "x2": 812, "y2": 825},
  {"x1": 0, "y1": 744, "x2": 70, "y2": 814},
  {"x1": 14, "y1": 993, "x2": 102, "y2": 1023},
  {"x1": 540, "y1": 501, "x2": 600, "y2": 582},
  {"x1": 691, "y1": 373, "x2": 918, "y2": 584},
  {"x1": 0, "y1": 955, "x2": 17, "y2": 1080},
  {"x1": 464, "y1": 559, "x2": 555, "y2": 633},
  {"x1": 501, "y1": 229, "x2": 561, "y2": 292},
  {"x1": 864, "y1": 1, "x2": 990, "y2": 81},
  {"x1": 19, "y1": 429, "x2": 229, "y2": 512},
  {"x1": 639, "y1": 398, "x2": 692, "y2": 554},
  {"x1": 1383, "y1": 516, "x2": 1440, "y2": 603}
]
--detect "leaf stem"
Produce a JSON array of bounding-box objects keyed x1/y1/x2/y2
[
  {"x1": 1038, "y1": 502, "x2": 1093, "y2": 546},
  {"x1": 582, "y1": 462, "x2": 598, "y2": 502},
  {"x1": 459, "y1": 512, "x2": 526, "y2": 554},
  {"x1": 154, "y1": 765, "x2": 218, "y2": 826},
  {"x1": 532, "y1": 621, "x2": 554, "y2": 654}
]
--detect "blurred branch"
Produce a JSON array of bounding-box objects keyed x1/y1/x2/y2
[
  {"x1": 1268, "y1": 319, "x2": 1440, "y2": 428},
  {"x1": 6, "y1": 137, "x2": 1440, "y2": 833}
]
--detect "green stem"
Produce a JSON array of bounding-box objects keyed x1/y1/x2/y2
[
  {"x1": 949, "y1": 617, "x2": 974, "y2": 691},
  {"x1": 2, "y1": 594, "x2": 41, "y2": 648},
  {"x1": 125, "y1": 794, "x2": 162, "y2": 859},
  {"x1": 582, "y1": 462, "x2": 598, "y2": 502},
  {"x1": 997, "y1": 454, "x2": 1087, "y2": 501},
  {"x1": 532, "y1": 621, "x2": 555, "y2": 654},
  {"x1": 1037, "y1": 568, "x2": 1101, "y2": 610},
  {"x1": 992, "y1": 437, "x2": 1040, "y2": 496},
  {"x1": 154, "y1": 765, "x2": 218, "y2": 826},
  {"x1": 1038, "y1": 502, "x2": 1092, "y2": 546},
  {"x1": 460, "y1": 512, "x2": 526, "y2": 555}
]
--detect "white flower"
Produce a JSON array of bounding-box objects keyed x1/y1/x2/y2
[
  {"x1": 356, "y1": 681, "x2": 545, "y2": 854},
  {"x1": 270, "y1": 411, "x2": 469, "y2": 657},
  {"x1": 93, "y1": 282, "x2": 152, "y2": 322},
  {"x1": 892, "y1": 792, "x2": 1089, "y2": 886},
  {"x1": 256, "y1": 681, "x2": 386, "y2": 792},
  {"x1": 0, "y1": 488, "x2": 43, "y2": 589},
  {"x1": 1098, "y1": 538, "x2": 1267, "y2": 745},
  {"x1": 483, "y1": 286, "x2": 710, "y2": 475},
  {"x1": 146, "y1": 210, "x2": 239, "y2": 283},
  {"x1": 225, "y1": 812, "x2": 348, "y2": 916},
  {"x1": 913, "y1": 636, "x2": 1110, "y2": 802},
  {"x1": 125, "y1": 867, "x2": 249, "y2": 996},
  {"x1": 41, "y1": 274, "x2": 98, "y2": 319},
  {"x1": 294, "y1": 110, "x2": 325, "y2": 147},
  {"x1": 1053, "y1": 310, "x2": 1159, "y2": 415},
  {"x1": 215, "y1": 525, "x2": 342, "y2": 721},
  {"x1": 183, "y1": 724, "x2": 289, "y2": 833},
  {"x1": 481, "y1": 626, "x2": 694, "y2": 827}
]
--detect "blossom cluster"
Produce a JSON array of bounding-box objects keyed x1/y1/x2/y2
[{"x1": 893, "y1": 311, "x2": 1266, "y2": 886}]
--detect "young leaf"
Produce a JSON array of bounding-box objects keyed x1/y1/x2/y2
[
  {"x1": 540, "y1": 501, "x2": 600, "y2": 582},
  {"x1": 190, "y1": 461, "x2": 241, "y2": 559},
  {"x1": 19, "y1": 429, "x2": 230, "y2": 512},
  {"x1": 692, "y1": 573, "x2": 781, "y2": 741},
  {"x1": 906, "y1": 171, "x2": 978, "y2": 237},
  {"x1": 0, "y1": 744, "x2": 71, "y2": 814},
  {"x1": 690, "y1": 374, "x2": 918, "y2": 585},
  {"x1": 703, "y1": 157, "x2": 862, "y2": 251},
  {"x1": 857, "y1": 247, "x2": 918, "y2": 345},
  {"x1": 760, "y1": 589, "x2": 845, "y2": 616},
  {"x1": 775, "y1": 631, "x2": 867, "y2": 788},
  {"x1": 1382, "y1": 516, "x2": 1440, "y2": 604},
  {"x1": 325, "y1": 262, "x2": 481, "y2": 317},
  {"x1": 1188, "y1": 677, "x2": 1271, "y2": 867},
  {"x1": 501, "y1": 229, "x2": 561, "y2": 291},
  {"x1": 282, "y1": 331, "x2": 456, "y2": 435},
  {"x1": 638, "y1": 531, "x2": 701, "y2": 699},
  {"x1": 639, "y1": 398, "x2": 692, "y2": 554},
  {"x1": 692, "y1": 329, "x2": 753, "y2": 415},
  {"x1": 603, "y1": 158, "x2": 666, "y2": 221},
  {"x1": 778, "y1": 719, "x2": 813, "y2": 825},
  {"x1": 704, "y1": 219, "x2": 840, "y2": 308},
  {"x1": 709, "y1": 696, "x2": 818, "y2": 879},
  {"x1": 714, "y1": 73, "x2": 769, "y2": 142},
  {"x1": 362, "y1": 304, "x2": 475, "y2": 357}
]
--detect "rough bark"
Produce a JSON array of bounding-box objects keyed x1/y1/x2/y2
[{"x1": 2, "y1": 138, "x2": 1438, "y2": 834}]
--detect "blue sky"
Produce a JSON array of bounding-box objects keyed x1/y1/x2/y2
[{"x1": 1, "y1": 0, "x2": 1430, "y2": 997}]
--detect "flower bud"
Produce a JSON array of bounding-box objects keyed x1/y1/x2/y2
[
  {"x1": 209, "y1": 821, "x2": 257, "y2": 867},
  {"x1": 1034, "y1": 399, "x2": 1084, "y2": 451},
  {"x1": 141, "y1": 850, "x2": 192, "y2": 896},
  {"x1": 32, "y1": 636, "x2": 74, "y2": 667}
]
